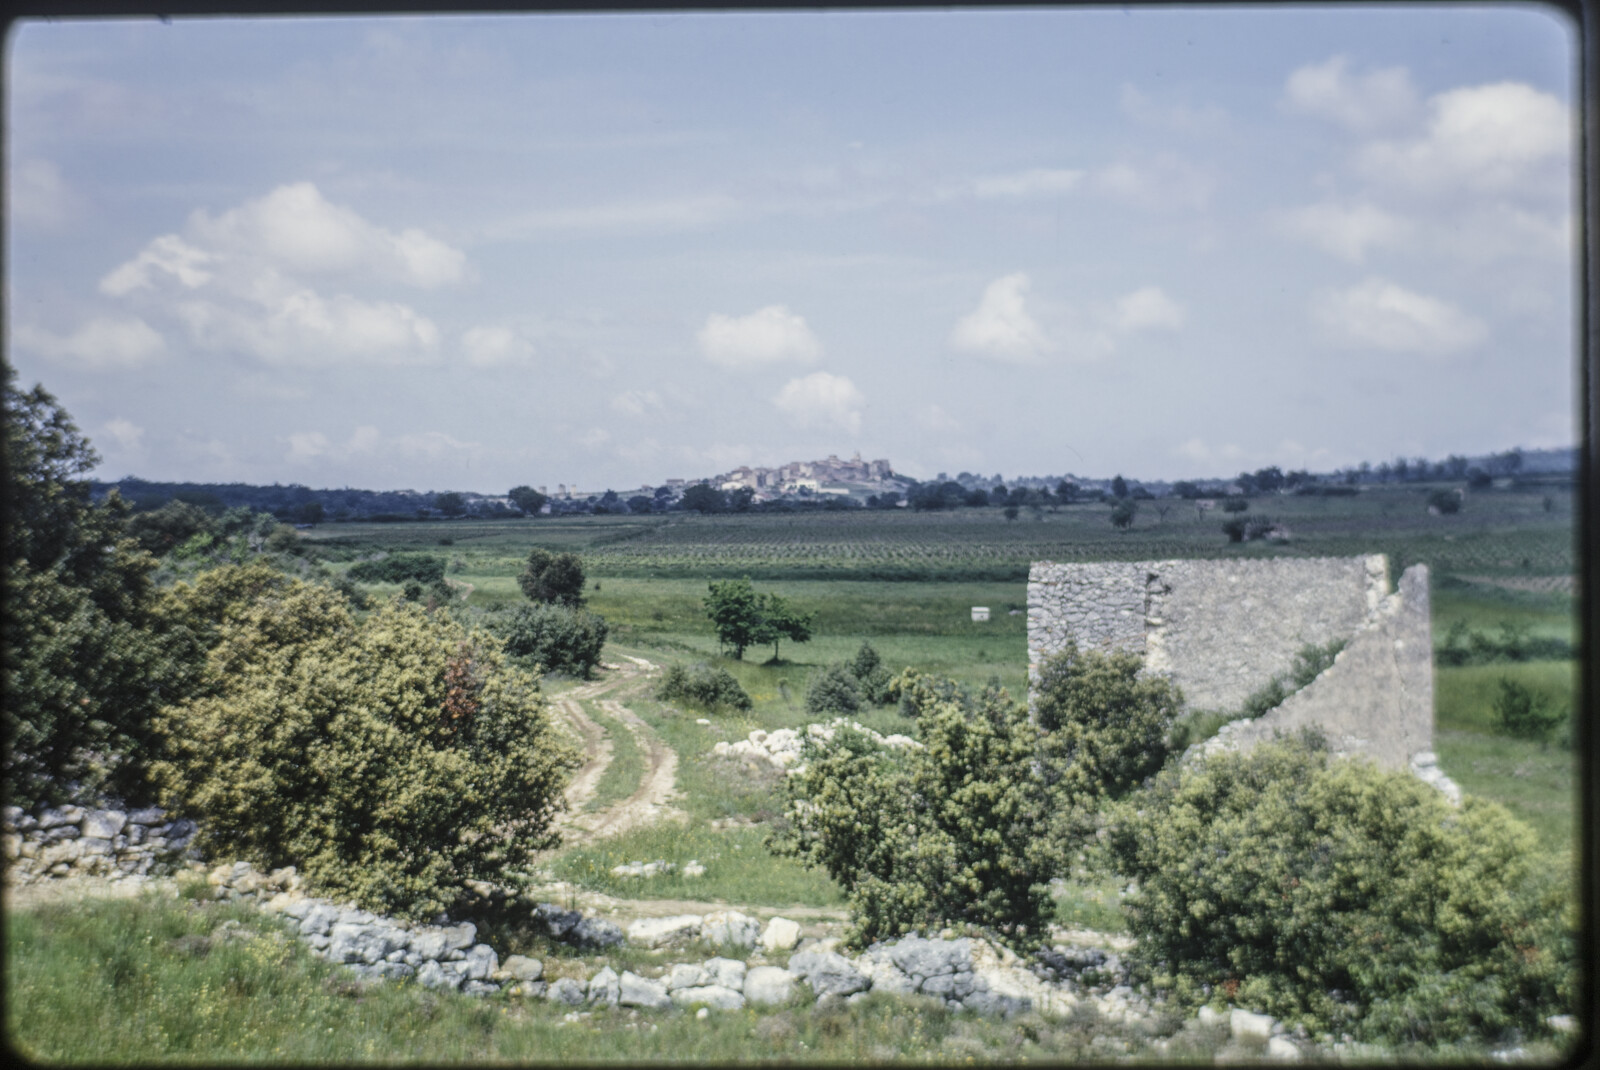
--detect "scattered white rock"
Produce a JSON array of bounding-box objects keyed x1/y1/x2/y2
[
  {"x1": 1266, "y1": 1036, "x2": 1303, "y2": 1061},
  {"x1": 619, "y1": 971, "x2": 672, "y2": 1010},
  {"x1": 682, "y1": 860, "x2": 706, "y2": 878}
]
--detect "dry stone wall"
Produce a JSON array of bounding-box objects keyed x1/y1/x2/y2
[{"x1": 1029, "y1": 555, "x2": 1438, "y2": 775}]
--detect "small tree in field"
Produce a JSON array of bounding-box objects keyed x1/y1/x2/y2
[
  {"x1": 519, "y1": 547, "x2": 585, "y2": 607},
  {"x1": 760, "y1": 592, "x2": 813, "y2": 661},
  {"x1": 508, "y1": 485, "x2": 548, "y2": 516},
  {"x1": 1109, "y1": 498, "x2": 1137, "y2": 530},
  {"x1": 705, "y1": 577, "x2": 766, "y2": 659}
]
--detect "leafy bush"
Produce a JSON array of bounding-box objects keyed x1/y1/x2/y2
[
  {"x1": 518, "y1": 548, "x2": 585, "y2": 607},
  {"x1": 1492, "y1": 676, "x2": 1563, "y2": 743},
  {"x1": 1105, "y1": 734, "x2": 1575, "y2": 1045},
  {"x1": 804, "y1": 662, "x2": 863, "y2": 716},
  {"x1": 887, "y1": 668, "x2": 967, "y2": 719},
  {"x1": 490, "y1": 603, "x2": 609, "y2": 678},
  {"x1": 849, "y1": 642, "x2": 893, "y2": 705},
  {"x1": 126, "y1": 500, "x2": 217, "y2": 556},
  {"x1": 1220, "y1": 496, "x2": 1250, "y2": 513},
  {"x1": 1032, "y1": 643, "x2": 1181, "y2": 853},
  {"x1": 347, "y1": 553, "x2": 445, "y2": 585},
  {"x1": 655, "y1": 662, "x2": 752, "y2": 712},
  {"x1": 151, "y1": 569, "x2": 580, "y2": 920},
  {"x1": 772, "y1": 682, "x2": 1053, "y2": 949},
  {"x1": 1427, "y1": 489, "x2": 1462, "y2": 514}
]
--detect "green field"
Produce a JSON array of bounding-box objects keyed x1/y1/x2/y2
[{"x1": 297, "y1": 481, "x2": 1583, "y2": 889}]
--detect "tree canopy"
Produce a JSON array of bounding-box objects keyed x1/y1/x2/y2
[{"x1": 518, "y1": 547, "x2": 586, "y2": 607}]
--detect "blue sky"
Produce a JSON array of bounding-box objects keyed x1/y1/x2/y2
[{"x1": 5, "y1": 6, "x2": 1577, "y2": 492}]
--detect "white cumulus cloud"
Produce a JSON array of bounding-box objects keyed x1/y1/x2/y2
[
  {"x1": 697, "y1": 305, "x2": 821, "y2": 368},
  {"x1": 95, "y1": 182, "x2": 462, "y2": 367},
  {"x1": 1283, "y1": 55, "x2": 1419, "y2": 133},
  {"x1": 1313, "y1": 277, "x2": 1487, "y2": 356},
  {"x1": 1092, "y1": 155, "x2": 1214, "y2": 212},
  {"x1": 1278, "y1": 200, "x2": 1413, "y2": 263},
  {"x1": 950, "y1": 273, "x2": 1050, "y2": 362},
  {"x1": 773, "y1": 371, "x2": 865, "y2": 434},
  {"x1": 186, "y1": 182, "x2": 466, "y2": 287},
  {"x1": 1113, "y1": 286, "x2": 1186, "y2": 332},
  {"x1": 14, "y1": 316, "x2": 165, "y2": 367},
  {"x1": 1357, "y1": 81, "x2": 1570, "y2": 196}
]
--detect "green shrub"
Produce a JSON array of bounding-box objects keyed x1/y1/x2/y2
[
  {"x1": 1492, "y1": 676, "x2": 1563, "y2": 743},
  {"x1": 490, "y1": 603, "x2": 609, "y2": 678},
  {"x1": 1032, "y1": 643, "x2": 1180, "y2": 842},
  {"x1": 849, "y1": 642, "x2": 894, "y2": 705},
  {"x1": 655, "y1": 662, "x2": 752, "y2": 712},
  {"x1": 151, "y1": 569, "x2": 580, "y2": 920},
  {"x1": 886, "y1": 668, "x2": 967, "y2": 720},
  {"x1": 347, "y1": 553, "x2": 445, "y2": 585},
  {"x1": 1220, "y1": 496, "x2": 1250, "y2": 513},
  {"x1": 804, "y1": 662, "x2": 863, "y2": 716},
  {"x1": 1105, "y1": 734, "x2": 1575, "y2": 1046},
  {"x1": 1427, "y1": 489, "x2": 1462, "y2": 514},
  {"x1": 772, "y1": 682, "x2": 1053, "y2": 949}
]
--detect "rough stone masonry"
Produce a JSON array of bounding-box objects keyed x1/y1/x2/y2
[{"x1": 1028, "y1": 555, "x2": 1437, "y2": 775}]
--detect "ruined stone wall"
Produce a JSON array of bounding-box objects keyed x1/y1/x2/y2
[
  {"x1": 1029, "y1": 556, "x2": 1388, "y2": 711},
  {"x1": 1028, "y1": 555, "x2": 1436, "y2": 774}
]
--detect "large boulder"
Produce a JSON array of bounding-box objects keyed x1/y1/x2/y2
[
  {"x1": 416, "y1": 960, "x2": 464, "y2": 991},
  {"x1": 571, "y1": 916, "x2": 625, "y2": 949},
  {"x1": 463, "y1": 944, "x2": 499, "y2": 982}
]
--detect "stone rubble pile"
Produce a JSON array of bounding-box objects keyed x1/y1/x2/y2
[
  {"x1": 712, "y1": 719, "x2": 920, "y2": 773},
  {"x1": 4, "y1": 804, "x2": 198, "y2": 881}
]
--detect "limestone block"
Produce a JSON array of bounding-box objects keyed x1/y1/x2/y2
[
  {"x1": 81, "y1": 810, "x2": 126, "y2": 839},
  {"x1": 587, "y1": 966, "x2": 620, "y2": 1006},
  {"x1": 671, "y1": 985, "x2": 745, "y2": 1011},
  {"x1": 546, "y1": 978, "x2": 587, "y2": 1006},
  {"x1": 743, "y1": 966, "x2": 796, "y2": 1006},
  {"x1": 701, "y1": 909, "x2": 759, "y2": 948},
  {"x1": 788, "y1": 950, "x2": 867, "y2": 998},
  {"x1": 619, "y1": 971, "x2": 672, "y2": 1010},
  {"x1": 627, "y1": 914, "x2": 702, "y2": 947},
  {"x1": 664, "y1": 963, "x2": 709, "y2": 991},
  {"x1": 760, "y1": 917, "x2": 802, "y2": 952},
  {"x1": 463, "y1": 944, "x2": 499, "y2": 982},
  {"x1": 702, "y1": 957, "x2": 746, "y2": 991},
  {"x1": 502, "y1": 955, "x2": 543, "y2": 982},
  {"x1": 416, "y1": 960, "x2": 463, "y2": 991},
  {"x1": 439, "y1": 922, "x2": 477, "y2": 951}
]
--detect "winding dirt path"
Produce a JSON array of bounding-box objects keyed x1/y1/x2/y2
[{"x1": 548, "y1": 656, "x2": 684, "y2": 844}]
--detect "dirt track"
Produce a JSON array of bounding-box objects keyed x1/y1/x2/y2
[{"x1": 549, "y1": 656, "x2": 684, "y2": 844}]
